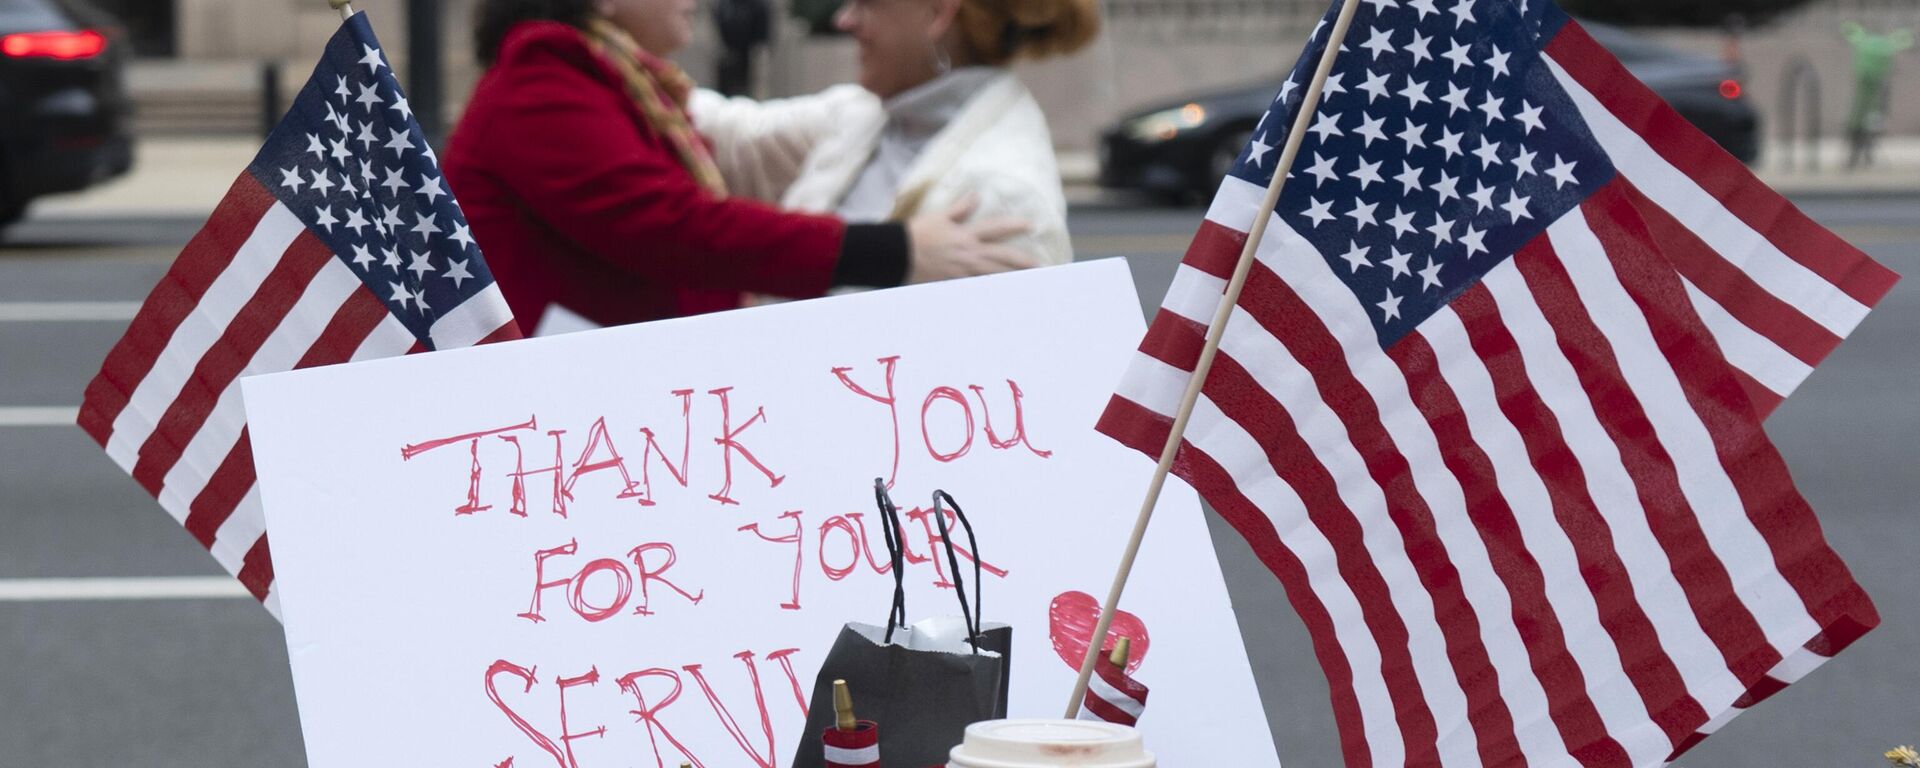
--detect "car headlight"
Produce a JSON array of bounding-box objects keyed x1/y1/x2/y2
[{"x1": 1125, "y1": 103, "x2": 1208, "y2": 142}]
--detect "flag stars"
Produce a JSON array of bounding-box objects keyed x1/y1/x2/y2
[
  {"x1": 1386, "y1": 206, "x2": 1418, "y2": 239},
  {"x1": 1355, "y1": 112, "x2": 1388, "y2": 146},
  {"x1": 1468, "y1": 180, "x2": 1497, "y2": 213},
  {"x1": 1515, "y1": 100, "x2": 1545, "y2": 134},
  {"x1": 445, "y1": 258, "x2": 476, "y2": 288},
  {"x1": 279, "y1": 167, "x2": 305, "y2": 193},
  {"x1": 1441, "y1": 81, "x2": 1471, "y2": 116},
  {"x1": 1501, "y1": 191, "x2": 1533, "y2": 224},
  {"x1": 411, "y1": 211, "x2": 442, "y2": 240},
  {"x1": 356, "y1": 120, "x2": 378, "y2": 150},
  {"x1": 359, "y1": 44, "x2": 387, "y2": 75},
  {"x1": 330, "y1": 137, "x2": 353, "y2": 163},
  {"x1": 1396, "y1": 118, "x2": 1428, "y2": 150},
  {"x1": 1383, "y1": 247, "x2": 1413, "y2": 279},
  {"x1": 1448, "y1": 0, "x2": 1475, "y2": 29},
  {"x1": 344, "y1": 207, "x2": 370, "y2": 236},
  {"x1": 1362, "y1": 0, "x2": 1398, "y2": 14},
  {"x1": 406, "y1": 250, "x2": 436, "y2": 278},
  {"x1": 381, "y1": 204, "x2": 405, "y2": 234},
  {"x1": 1418, "y1": 258, "x2": 1445, "y2": 291},
  {"x1": 1396, "y1": 75, "x2": 1432, "y2": 109},
  {"x1": 1435, "y1": 126, "x2": 1464, "y2": 160},
  {"x1": 416, "y1": 174, "x2": 447, "y2": 204},
  {"x1": 381, "y1": 245, "x2": 403, "y2": 272},
  {"x1": 1461, "y1": 225, "x2": 1489, "y2": 257},
  {"x1": 1477, "y1": 93, "x2": 1506, "y2": 125},
  {"x1": 1309, "y1": 110, "x2": 1345, "y2": 142},
  {"x1": 1361, "y1": 26, "x2": 1395, "y2": 60},
  {"x1": 1513, "y1": 148, "x2": 1538, "y2": 180},
  {"x1": 351, "y1": 243, "x2": 376, "y2": 270},
  {"x1": 1408, "y1": 0, "x2": 1439, "y2": 20},
  {"x1": 306, "y1": 133, "x2": 326, "y2": 161},
  {"x1": 314, "y1": 205, "x2": 338, "y2": 232},
  {"x1": 1393, "y1": 161, "x2": 1426, "y2": 195},
  {"x1": 1359, "y1": 70, "x2": 1392, "y2": 103},
  {"x1": 1303, "y1": 153, "x2": 1340, "y2": 187},
  {"x1": 387, "y1": 281, "x2": 413, "y2": 309},
  {"x1": 384, "y1": 128, "x2": 416, "y2": 158},
  {"x1": 1487, "y1": 44, "x2": 1511, "y2": 80},
  {"x1": 1247, "y1": 137, "x2": 1273, "y2": 168},
  {"x1": 354, "y1": 81, "x2": 382, "y2": 111},
  {"x1": 381, "y1": 166, "x2": 409, "y2": 195},
  {"x1": 1434, "y1": 170, "x2": 1461, "y2": 204},
  {"x1": 450, "y1": 222, "x2": 477, "y2": 250},
  {"x1": 1425, "y1": 213, "x2": 1456, "y2": 246},
  {"x1": 1406, "y1": 30, "x2": 1434, "y2": 65},
  {"x1": 1346, "y1": 199, "x2": 1380, "y2": 231},
  {"x1": 1354, "y1": 157, "x2": 1385, "y2": 190},
  {"x1": 1302, "y1": 198, "x2": 1337, "y2": 227},
  {"x1": 1471, "y1": 137, "x2": 1504, "y2": 170},
  {"x1": 1322, "y1": 72, "x2": 1348, "y2": 98},
  {"x1": 1378, "y1": 289, "x2": 1405, "y2": 322},
  {"x1": 1442, "y1": 37, "x2": 1474, "y2": 73},
  {"x1": 389, "y1": 93, "x2": 413, "y2": 121},
  {"x1": 309, "y1": 169, "x2": 336, "y2": 196},
  {"x1": 1546, "y1": 155, "x2": 1580, "y2": 189},
  {"x1": 334, "y1": 75, "x2": 351, "y2": 104},
  {"x1": 1339, "y1": 240, "x2": 1374, "y2": 273}
]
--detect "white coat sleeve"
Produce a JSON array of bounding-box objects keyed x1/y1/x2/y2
[{"x1": 689, "y1": 84, "x2": 875, "y2": 203}]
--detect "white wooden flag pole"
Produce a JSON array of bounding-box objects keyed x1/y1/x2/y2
[{"x1": 1063, "y1": 0, "x2": 1368, "y2": 718}]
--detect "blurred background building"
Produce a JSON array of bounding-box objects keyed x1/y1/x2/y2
[{"x1": 78, "y1": 0, "x2": 1920, "y2": 157}]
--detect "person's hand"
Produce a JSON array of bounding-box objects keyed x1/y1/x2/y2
[{"x1": 904, "y1": 196, "x2": 1035, "y2": 284}]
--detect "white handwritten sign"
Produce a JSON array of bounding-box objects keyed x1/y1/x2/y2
[{"x1": 245, "y1": 260, "x2": 1278, "y2": 767}]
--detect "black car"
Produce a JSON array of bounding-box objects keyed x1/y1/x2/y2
[
  {"x1": 0, "y1": 0, "x2": 132, "y2": 227},
  {"x1": 1100, "y1": 22, "x2": 1757, "y2": 202}
]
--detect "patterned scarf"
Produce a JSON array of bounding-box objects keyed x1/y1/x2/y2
[{"x1": 582, "y1": 18, "x2": 728, "y2": 196}]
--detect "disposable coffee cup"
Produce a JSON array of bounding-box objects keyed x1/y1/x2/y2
[{"x1": 946, "y1": 718, "x2": 1155, "y2": 768}]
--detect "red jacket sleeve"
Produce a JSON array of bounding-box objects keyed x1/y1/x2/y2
[{"x1": 467, "y1": 23, "x2": 845, "y2": 298}]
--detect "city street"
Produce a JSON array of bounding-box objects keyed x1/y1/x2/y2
[{"x1": 2, "y1": 195, "x2": 1918, "y2": 766}]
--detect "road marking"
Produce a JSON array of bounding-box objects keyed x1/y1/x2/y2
[
  {"x1": 0, "y1": 406, "x2": 79, "y2": 426},
  {"x1": 0, "y1": 301, "x2": 141, "y2": 322},
  {"x1": 0, "y1": 576, "x2": 250, "y2": 601}
]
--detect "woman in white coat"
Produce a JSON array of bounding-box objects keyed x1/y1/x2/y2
[{"x1": 691, "y1": 0, "x2": 1098, "y2": 268}]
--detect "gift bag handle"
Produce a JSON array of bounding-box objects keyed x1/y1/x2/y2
[
  {"x1": 930, "y1": 490, "x2": 985, "y2": 653},
  {"x1": 874, "y1": 478, "x2": 909, "y2": 643}
]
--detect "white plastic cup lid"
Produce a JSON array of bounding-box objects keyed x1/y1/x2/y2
[{"x1": 947, "y1": 718, "x2": 1156, "y2": 768}]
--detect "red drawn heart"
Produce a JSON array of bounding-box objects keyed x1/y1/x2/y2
[{"x1": 1049, "y1": 590, "x2": 1150, "y2": 674}]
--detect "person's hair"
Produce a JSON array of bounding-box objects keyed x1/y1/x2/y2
[
  {"x1": 952, "y1": 0, "x2": 1100, "y2": 67},
  {"x1": 474, "y1": 0, "x2": 598, "y2": 65}
]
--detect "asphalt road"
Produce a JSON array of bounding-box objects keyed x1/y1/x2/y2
[{"x1": 2, "y1": 196, "x2": 1918, "y2": 766}]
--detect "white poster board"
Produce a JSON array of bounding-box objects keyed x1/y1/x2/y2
[{"x1": 246, "y1": 261, "x2": 1279, "y2": 767}]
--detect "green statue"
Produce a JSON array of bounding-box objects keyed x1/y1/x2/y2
[{"x1": 1843, "y1": 22, "x2": 1913, "y2": 169}]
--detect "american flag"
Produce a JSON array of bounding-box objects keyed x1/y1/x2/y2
[
  {"x1": 1077, "y1": 648, "x2": 1149, "y2": 727},
  {"x1": 76, "y1": 13, "x2": 519, "y2": 618},
  {"x1": 1511, "y1": 2, "x2": 1898, "y2": 417},
  {"x1": 1096, "y1": 0, "x2": 1882, "y2": 764}
]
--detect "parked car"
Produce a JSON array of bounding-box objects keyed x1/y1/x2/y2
[
  {"x1": 0, "y1": 0, "x2": 132, "y2": 228},
  {"x1": 1099, "y1": 21, "x2": 1758, "y2": 202}
]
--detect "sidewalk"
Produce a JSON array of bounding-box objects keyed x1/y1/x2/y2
[{"x1": 25, "y1": 134, "x2": 1920, "y2": 223}]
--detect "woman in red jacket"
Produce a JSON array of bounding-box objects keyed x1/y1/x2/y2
[{"x1": 445, "y1": 0, "x2": 1031, "y2": 332}]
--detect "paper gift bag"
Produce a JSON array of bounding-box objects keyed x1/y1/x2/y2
[{"x1": 790, "y1": 484, "x2": 1013, "y2": 768}]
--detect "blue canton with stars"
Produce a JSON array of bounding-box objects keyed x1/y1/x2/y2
[
  {"x1": 244, "y1": 13, "x2": 496, "y2": 350},
  {"x1": 1233, "y1": 0, "x2": 1614, "y2": 348}
]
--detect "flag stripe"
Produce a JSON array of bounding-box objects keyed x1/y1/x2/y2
[
  {"x1": 1096, "y1": 660, "x2": 1150, "y2": 704},
  {"x1": 101, "y1": 200, "x2": 306, "y2": 471},
  {"x1": 237, "y1": 532, "x2": 274, "y2": 601},
  {"x1": 1099, "y1": 391, "x2": 1385, "y2": 767},
  {"x1": 1520, "y1": 224, "x2": 1783, "y2": 691},
  {"x1": 1140, "y1": 305, "x2": 1448, "y2": 764},
  {"x1": 153, "y1": 257, "x2": 365, "y2": 527},
  {"x1": 1414, "y1": 307, "x2": 1662, "y2": 766},
  {"x1": 1387, "y1": 328, "x2": 1635, "y2": 767},
  {"x1": 1543, "y1": 64, "x2": 1867, "y2": 340},
  {"x1": 1677, "y1": 281, "x2": 1812, "y2": 404},
  {"x1": 129, "y1": 231, "x2": 337, "y2": 495},
  {"x1": 1447, "y1": 284, "x2": 1702, "y2": 758},
  {"x1": 78, "y1": 174, "x2": 276, "y2": 445},
  {"x1": 1559, "y1": 190, "x2": 1833, "y2": 663},
  {"x1": 1614, "y1": 182, "x2": 1837, "y2": 371},
  {"x1": 1544, "y1": 22, "x2": 1898, "y2": 308},
  {"x1": 184, "y1": 430, "x2": 256, "y2": 547}
]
